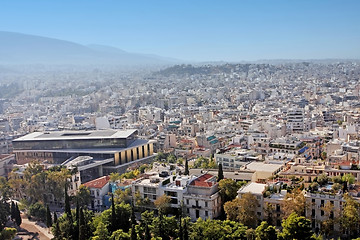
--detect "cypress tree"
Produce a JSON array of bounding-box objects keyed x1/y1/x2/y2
[
  {"x1": 144, "y1": 224, "x2": 151, "y2": 240},
  {"x1": 76, "y1": 200, "x2": 80, "y2": 222},
  {"x1": 64, "y1": 184, "x2": 72, "y2": 222},
  {"x1": 111, "y1": 193, "x2": 116, "y2": 232},
  {"x1": 15, "y1": 203, "x2": 22, "y2": 226},
  {"x1": 53, "y1": 212, "x2": 58, "y2": 223},
  {"x1": 52, "y1": 220, "x2": 61, "y2": 238},
  {"x1": 46, "y1": 205, "x2": 52, "y2": 228},
  {"x1": 183, "y1": 219, "x2": 189, "y2": 240},
  {"x1": 217, "y1": 163, "x2": 224, "y2": 182},
  {"x1": 184, "y1": 159, "x2": 189, "y2": 175},
  {"x1": 78, "y1": 208, "x2": 86, "y2": 240},
  {"x1": 130, "y1": 205, "x2": 137, "y2": 240},
  {"x1": 10, "y1": 201, "x2": 16, "y2": 220},
  {"x1": 178, "y1": 211, "x2": 183, "y2": 240}
]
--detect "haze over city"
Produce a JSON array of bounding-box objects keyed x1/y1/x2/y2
[{"x1": 0, "y1": 0, "x2": 360, "y2": 62}]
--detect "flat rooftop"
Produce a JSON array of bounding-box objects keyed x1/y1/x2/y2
[
  {"x1": 12, "y1": 138, "x2": 150, "y2": 153},
  {"x1": 246, "y1": 162, "x2": 283, "y2": 173},
  {"x1": 238, "y1": 182, "x2": 266, "y2": 195},
  {"x1": 13, "y1": 129, "x2": 137, "y2": 142}
]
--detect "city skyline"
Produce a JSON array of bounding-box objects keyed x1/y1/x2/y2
[{"x1": 0, "y1": 0, "x2": 360, "y2": 62}]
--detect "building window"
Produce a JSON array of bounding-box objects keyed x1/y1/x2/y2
[
  {"x1": 205, "y1": 201, "x2": 208, "y2": 208},
  {"x1": 186, "y1": 199, "x2": 189, "y2": 205},
  {"x1": 205, "y1": 211, "x2": 208, "y2": 217}
]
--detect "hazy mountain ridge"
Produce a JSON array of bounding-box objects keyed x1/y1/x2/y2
[{"x1": 0, "y1": 31, "x2": 180, "y2": 65}]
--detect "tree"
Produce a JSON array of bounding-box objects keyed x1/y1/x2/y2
[
  {"x1": 321, "y1": 152, "x2": 327, "y2": 160},
  {"x1": 110, "y1": 172, "x2": 121, "y2": 182},
  {"x1": 264, "y1": 203, "x2": 275, "y2": 226},
  {"x1": 193, "y1": 157, "x2": 217, "y2": 169},
  {"x1": 10, "y1": 202, "x2": 15, "y2": 220},
  {"x1": 110, "y1": 229, "x2": 130, "y2": 240},
  {"x1": 139, "y1": 164, "x2": 149, "y2": 174},
  {"x1": 14, "y1": 203, "x2": 21, "y2": 227},
  {"x1": 78, "y1": 208, "x2": 88, "y2": 240},
  {"x1": 92, "y1": 202, "x2": 131, "y2": 233},
  {"x1": 319, "y1": 202, "x2": 338, "y2": 238},
  {"x1": 282, "y1": 188, "x2": 306, "y2": 218},
  {"x1": 184, "y1": 159, "x2": 189, "y2": 175},
  {"x1": 0, "y1": 177, "x2": 11, "y2": 200},
  {"x1": 316, "y1": 174, "x2": 329, "y2": 186},
  {"x1": 342, "y1": 173, "x2": 355, "y2": 185},
  {"x1": 29, "y1": 202, "x2": 46, "y2": 221},
  {"x1": 46, "y1": 205, "x2": 52, "y2": 228},
  {"x1": 246, "y1": 228, "x2": 256, "y2": 240},
  {"x1": 8, "y1": 170, "x2": 27, "y2": 200},
  {"x1": 309, "y1": 182, "x2": 319, "y2": 192},
  {"x1": 155, "y1": 152, "x2": 167, "y2": 162},
  {"x1": 219, "y1": 179, "x2": 244, "y2": 203},
  {"x1": 340, "y1": 193, "x2": 360, "y2": 237},
  {"x1": 224, "y1": 192, "x2": 258, "y2": 228},
  {"x1": 331, "y1": 182, "x2": 342, "y2": 192},
  {"x1": 0, "y1": 228, "x2": 17, "y2": 240},
  {"x1": 53, "y1": 212, "x2": 58, "y2": 224},
  {"x1": 217, "y1": 163, "x2": 224, "y2": 182},
  {"x1": 183, "y1": 217, "x2": 189, "y2": 240},
  {"x1": 74, "y1": 185, "x2": 91, "y2": 207},
  {"x1": 154, "y1": 194, "x2": 171, "y2": 215},
  {"x1": 130, "y1": 205, "x2": 137, "y2": 240},
  {"x1": 52, "y1": 213, "x2": 61, "y2": 239},
  {"x1": 332, "y1": 175, "x2": 342, "y2": 184},
  {"x1": 64, "y1": 183, "x2": 72, "y2": 222},
  {"x1": 190, "y1": 218, "x2": 247, "y2": 240},
  {"x1": 167, "y1": 154, "x2": 177, "y2": 163},
  {"x1": 280, "y1": 212, "x2": 314, "y2": 240},
  {"x1": 92, "y1": 222, "x2": 109, "y2": 240},
  {"x1": 152, "y1": 215, "x2": 178, "y2": 240},
  {"x1": 139, "y1": 211, "x2": 154, "y2": 240},
  {"x1": 111, "y1": 194, "x2": 116, "y2": 232},
  {"x1": 255, "y1": 221, "x2": 277, "y2": 240},
  {"x1": 0, "y1": 200, "x2": 9, "y2": 231},
  {"x1": 47, "y1": 166, "x2": 71, "y2": 202},
  {"x1": 114, "y1": 188, "x2": 132, "y2": 205}
]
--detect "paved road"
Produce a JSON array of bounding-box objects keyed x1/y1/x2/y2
[{"x1": 18, "y1": 214, "x2": 54, "y2": 240}]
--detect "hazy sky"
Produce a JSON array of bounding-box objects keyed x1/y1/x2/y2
[{"x1": 0, "y1": 0, "x2": 359, "y2": 61}]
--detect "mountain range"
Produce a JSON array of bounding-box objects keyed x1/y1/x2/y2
[{"x1": 0, "y1": 31, "x2": 180, "y2": 65}]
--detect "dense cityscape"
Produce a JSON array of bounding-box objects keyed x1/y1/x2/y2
[{"x1": 0, "y1": 61, "x2": 360, "y2": 239}]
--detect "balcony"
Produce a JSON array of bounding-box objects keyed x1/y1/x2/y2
[{"x1": 192, "y1": 205, "x2": 201, "y2": 209}]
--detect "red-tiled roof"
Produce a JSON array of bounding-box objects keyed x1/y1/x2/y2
[
  {"x1": 83, "y1": 176, "x2": 110, "y2": 189},
  {"x1": 190, "y1": 174, "x2": 215, "y2": 187}
]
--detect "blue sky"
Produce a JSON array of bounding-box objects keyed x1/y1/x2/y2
[{"x1": 0, "y1": 0, "x2": 359, "y2": 61}]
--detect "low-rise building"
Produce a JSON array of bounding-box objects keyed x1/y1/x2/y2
[
  {"x1": 183, "y1": 174, "x2": 222, "y2": 221},
  {"x1": 83, "y1": 175, "x2": 111, "y2": 211}
]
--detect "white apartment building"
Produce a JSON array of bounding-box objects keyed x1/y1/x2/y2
[
  {"x1": 215, "y1": 149, "x2": 261, "y2": 171},
  {"x1": 286, "y1": 109, "x2": 305, "y2": 133},
  {"x1": 183, "y1": 174, "x2": 222, "y2": 221},
  {"x1": 83, "y1": 175, "x2": 110, "y2": 211},
  {"x1": 132, "y1": 171, "x2": 221, "y2": 221}
]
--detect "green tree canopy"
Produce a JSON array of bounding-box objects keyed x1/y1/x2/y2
[
  {"x1": 190, "y1": 219, "x2": 247, "y2": 240},
  {"x1": 224, "y1": 192, "x2": 258, "y2": 228},
  {"x1": 280, "y1": 212, "x2": 315, "y2": 240},
  {"x1": 255, "y1": 221, "x2": 278, "y2": 240}
]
